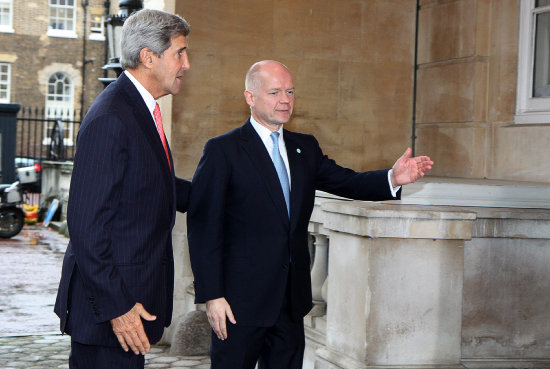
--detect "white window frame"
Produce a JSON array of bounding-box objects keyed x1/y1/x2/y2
[
  {"x1": 516, "y1": 0, "x2": 550, "y2": 124},
  {"x1": 89, "y1": 14, "x2": 105, "y2": 41},
  {"x1": 0, "y1": 63, "x2": 10, "y2": 103},
  {"x1": 0, "y1": 0, "x2": 14, "y2": 33},
  {"x1": 47, "y1": 0, "x2": 77, "y2": 39},
  {"x1": 44, "y1": 72, "x2": 75, "y2": 146}
]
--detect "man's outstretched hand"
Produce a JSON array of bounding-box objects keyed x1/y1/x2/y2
[
  {"x1": 110, "y1": 302, "x2": 156, "y2": 355},
  {"x1": 390, "y1": 148, "x2": 434, "y2": 187}
]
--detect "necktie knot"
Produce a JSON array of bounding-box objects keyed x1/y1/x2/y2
[{"x1": 270, "y1": 132, "x2": 280, "y2": 146}]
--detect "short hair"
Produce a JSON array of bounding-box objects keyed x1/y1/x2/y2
[
  {"x1": 120, "y1": 9, "x2": 190, "y2": 70},
  {"x1": 245, "y1": 60, "x2": 291, "y2": 92}
]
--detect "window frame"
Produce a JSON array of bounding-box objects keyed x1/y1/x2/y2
[
  {"x1": 0, "y1": 0, "x2": 14, "y2": 33},
  {"x1": 47, "y1": 0, "x2": 77, "y2": 39},
  {"x1": 0, "y1": 63, "x2": 11, "y2": 103},
  {"x1": 44, "y1": 72, "x2": 75, "y2": 146},
  {"x1": 516, "y1": 0, "x2": 550, "y2": 124},
  {"x1": 89, "y1": 14, "x2": 105, "y2": 41}
]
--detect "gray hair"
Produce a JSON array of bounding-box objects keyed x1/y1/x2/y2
[{"x1": 121, "y1": 9, "x2": 190, "y2": 70}]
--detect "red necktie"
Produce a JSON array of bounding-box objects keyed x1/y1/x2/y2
[{"x1": 153, "y1": 103, "x2": 171, "y2": 169}]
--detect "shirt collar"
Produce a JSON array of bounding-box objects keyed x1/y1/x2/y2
[
  {"x1": 249, "y1": 115, "x2": 284, "y2": 143},
  {"x1": 124, "y1": 70, "x2": 157, "y2": 118}
]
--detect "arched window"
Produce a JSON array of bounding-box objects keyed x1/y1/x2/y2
[
  {"x1": 46, "y1": 72, "x2": 73, "y2": 119},
  {"x1": 44, "y1": 72, "x2": 75, "y2": 146}
]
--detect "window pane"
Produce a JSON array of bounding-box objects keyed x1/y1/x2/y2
[
  {"x1": 536, "y1": 0, "x2": 550, "y2": 8},
  {"x1": 533, "y1": 11, "x2": 550, "y2": 97},
  {"x1": 0, "y1": 63, "x2": 9, "y2": 102},
  {"x1": 0, "y1": 0, "x2": 11, "y2": 27},
  {"x1": 48, "y1": 0, "x2": 75, "y2": 31}
]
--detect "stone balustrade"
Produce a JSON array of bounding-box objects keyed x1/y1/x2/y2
[
  {"x1": 305, "y1": 198, "x2": 476, "y2": 369},
  {"x1": 169, "y1": 182, "x2": 550, "y2": 369},
  {"x1": 302, "y1": 183, "x2": 550, "y2": 369}
]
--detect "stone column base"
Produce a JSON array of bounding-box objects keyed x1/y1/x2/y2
[
  {"x1": 461, "y1": 359, "x2": 550, "y2": 369},
  {"x1": 315, "y1": 347, "x2": 466, "y2": 369}
]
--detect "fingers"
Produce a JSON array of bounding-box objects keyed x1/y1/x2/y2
[
  {"x1": 110, "y1": 303, "x2": 152, "y2": 355},
  {"x1": 136, "y1": 303, "x2": 157, "y2": 322},
  {"x1": 401, "y1": 147, "x2": 412, "y2": 160},
  {"x1": 226, "y1": 307, "x2": 237, "y2": 325},
  {"x1": 206, "y1": 298, "x2": 236, "y2": 341}
]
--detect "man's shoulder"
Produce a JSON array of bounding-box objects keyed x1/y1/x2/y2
[
  {"x1": 83, "y1": 76, "x2": 136, "y2": 122},
  {"x1": 207, "y1": 121, "x2": 248, "y2": 144},
  {"x1": 284, "y1": 128, "x2": 319, "y2": 146}
]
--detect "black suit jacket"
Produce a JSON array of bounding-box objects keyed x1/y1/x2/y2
[
  {"x1": 187, "y1": 120, "x2": 399, "y2": 326},
  {"x1": 54, "y1": 73, "x2": 190, "y2": 346}
]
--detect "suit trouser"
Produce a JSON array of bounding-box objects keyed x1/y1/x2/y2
[
  {"x1": 210, "y1": 291, "x2": 305, "y2": 369},
  {"x1": 69, "y1": 340, "x2": 145, "y2": 369}
]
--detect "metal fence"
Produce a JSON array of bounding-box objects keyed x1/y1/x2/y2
[{"x1": 16, "y1": 107, "x2": 82, "y2": 165}]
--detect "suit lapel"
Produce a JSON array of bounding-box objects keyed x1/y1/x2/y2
[
  {"x1": 284, "y1": 130, "x2": 305, "y2": 232},
  {"x1": 239, "y1": 121, "x2": 289, "y2": 225},
  {"x1": 119, "y1": 74, "x2": 172, "y2": 176},
  {"x1": 118, "y1": 74, "x2": 174, "y2": 213}
]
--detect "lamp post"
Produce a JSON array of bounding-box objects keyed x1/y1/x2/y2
[{"x1": 99, "y1": 0, "x2": 143, "y2": 87}]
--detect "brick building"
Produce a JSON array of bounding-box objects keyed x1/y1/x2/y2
[{"x1": 0, "y1": 0, "x2": 107, "y2": 118}]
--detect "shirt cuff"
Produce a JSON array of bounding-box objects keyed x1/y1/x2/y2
[{"x1": 388, "y1": 169, "x2": 401, "y2": 198}]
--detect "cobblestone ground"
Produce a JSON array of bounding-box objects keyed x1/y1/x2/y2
[{"x1": 0, "y1": 333, "x2": 211, "y2": 369}]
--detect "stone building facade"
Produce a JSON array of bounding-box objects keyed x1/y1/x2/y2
[
  {"x1": 156, "y1": 1, "x2": 550, "y2": 368},
  {"x1": 0, "y1": 0, "x2": 107, "y2": 117}
]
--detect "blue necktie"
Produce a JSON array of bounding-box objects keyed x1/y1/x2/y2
[{"x1": 270, "y1": 132, "x2": 290, "y2": 217}]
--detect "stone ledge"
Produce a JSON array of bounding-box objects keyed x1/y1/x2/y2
[
  {"x1": 461, "y1": 358, "x2": 550, "y2": 369},
  {"x1": 321, "y1": 201, "x2": 476, "y2": 239},
  {"x1": 316, "y1": 176, "x2": 550, "y2": 209},
  {"x1": 400, "y1": 177, "x2": 550, "y2": 209}
]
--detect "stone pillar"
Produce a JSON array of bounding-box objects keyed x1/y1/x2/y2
[
  {"x1": 310, "y1": 233, "x2": 329, "y2": 316},
  {"x1": 315, "y1": 201, "x2": 476, "y2": 369}
]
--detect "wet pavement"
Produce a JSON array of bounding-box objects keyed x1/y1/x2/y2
[
  {"x1": 0, "y1": 225, "x2": 210, "y2": 368},
  {"x1": 0, "y1": 225, "x2": 66, "y2": 335}
]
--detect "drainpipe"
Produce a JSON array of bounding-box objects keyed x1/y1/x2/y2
[
  {"x1": 103, "y1": 0, "x2": 110, "y2": 79},
  {"x1": 81, "y1": 0, "x2": 89, "y2": 119},
  {"x1": 411, "y1": 0, "x2": 420, "y2": 156}
]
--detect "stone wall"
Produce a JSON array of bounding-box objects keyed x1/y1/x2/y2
[
  {"x1": 415, "y1": 0, "x2": 550, "y2": 183},
  {"x1": 171, "y1": 0, "x2": 417, "y2": 180},
  {"x1": 170, "y1": 0, "x2": 550, "y2": 184}
]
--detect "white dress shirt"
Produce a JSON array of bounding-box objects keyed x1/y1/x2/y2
[
  {"x1": 249, "y1": 116, "x2": 292, "y2": 188},
  {"x1": 124, "y1": 70, "x2": 159, "y2": 124}
]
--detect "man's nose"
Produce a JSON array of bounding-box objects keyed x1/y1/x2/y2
[
  {"x1": 280, "y1": 93, "x2": 291, "y2": 103},
  {"x1": 182, "y1": 54, "x2": 190, "y2": 70}
]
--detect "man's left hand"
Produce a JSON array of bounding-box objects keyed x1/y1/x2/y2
[{"x1": 390, "y1": 148, "x2": 434, "y2": 187}]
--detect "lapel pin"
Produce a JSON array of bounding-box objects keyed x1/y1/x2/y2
[{"x1": 297, "y1": 148, "x2": 301, "y2": 154}]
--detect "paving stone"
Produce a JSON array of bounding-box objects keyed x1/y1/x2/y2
[
  {"x1": 0, "y1": 333, "x2": 212, "y2": 368},
  {"x1": 172, "y1": 359, "x2": 202, "y2": 365},
  {"x1": 150, "y1": 355, "x2": 180, "y2": 363}
]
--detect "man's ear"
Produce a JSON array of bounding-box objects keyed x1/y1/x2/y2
[
  {"x1": 244, "y1": 90, "x2": 254, "y2": 107},
  {"x1": 140, "y1": 48, "x2": 154, "y2": 68}
]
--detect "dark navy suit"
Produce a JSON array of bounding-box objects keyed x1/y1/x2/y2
[
  {"x1": 54, "y1": 73, "x2": 189, "y2": 355},
  {"x1": 187, "y1": 120, "x2": 399, "y2": 368}
]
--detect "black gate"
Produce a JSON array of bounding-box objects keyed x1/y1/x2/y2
[{"x1": 16, "y1": 107, "x2": 81, "y2": 165}]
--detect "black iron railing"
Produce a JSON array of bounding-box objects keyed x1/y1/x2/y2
[{"x1": 16, "y1": 107, "x2": 82, "y2": 165}]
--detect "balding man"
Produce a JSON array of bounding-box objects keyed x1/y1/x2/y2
[{"x1": 187, "y1": 60, "x2": 433, "y2": 369}]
